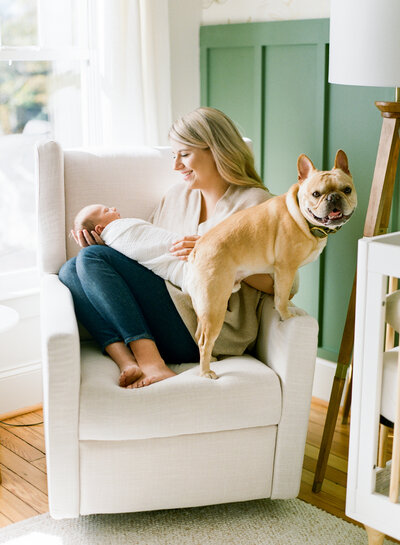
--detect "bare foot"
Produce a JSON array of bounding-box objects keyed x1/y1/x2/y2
[
  {"x1": 119, "y1": 364, "x2": 143, "y2": 387},
  {"x1": 105, "y1": 342, "x2": 143, "y2": 387},
  {"x1": 127, "y1": 363, "x2": 176, "y2": 389}
]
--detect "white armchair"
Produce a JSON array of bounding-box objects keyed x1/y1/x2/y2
[{"x1": 36, "y1": 141, "x2": 318, "y2": 519}]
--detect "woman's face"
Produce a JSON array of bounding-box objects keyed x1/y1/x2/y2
[{"x1": 170, "y1": 139, "x2": 223, "y2": 191}]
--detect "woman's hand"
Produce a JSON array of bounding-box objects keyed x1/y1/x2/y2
[
  {"x1": 169, "y1": 235, "x2": 200, "y2": 261},
  {"x1": 70, "y1": 229, "x2": 106, "y2": 248}
]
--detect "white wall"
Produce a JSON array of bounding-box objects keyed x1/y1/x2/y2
[
  {"x1": 0, "y1": 270, "x2": 41, "y2": 415},
  {"x1": 201, "y1": 0, "x2": 329, "y2": 24},
  {"x1": 168, "y1": 0, "x2": 202, "y2": 120}
]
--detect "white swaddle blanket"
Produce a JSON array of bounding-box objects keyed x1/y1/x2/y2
[
  {"x1": 101, "y1": 217, "x2": 247, "y2": 295},
  {"x1": 101, "y1": 218, "x2": 187, "y2": 290}
]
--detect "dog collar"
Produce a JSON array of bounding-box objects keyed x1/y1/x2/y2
[{"x1": 307, "y1": 222, "x2": 342, "y2": 238}]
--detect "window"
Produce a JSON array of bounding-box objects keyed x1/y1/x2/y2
[{"x1": 0, "y1": 0, "x2": 91, "y2": 276}]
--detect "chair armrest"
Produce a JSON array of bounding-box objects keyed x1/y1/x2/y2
[
  {"x1": 256, "y1": 296, "x2": 319, "y2": 498},
  {"x1": 256, "y1": 296, "x2": 318, "y2": 377},
  {"x1": 40, "y1": 273, "x2": 80, "y2": 518}
]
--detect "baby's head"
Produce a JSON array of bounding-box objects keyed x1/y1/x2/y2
[{"x1": 74, "y1": 204, "x2": 120, "y2": 235}]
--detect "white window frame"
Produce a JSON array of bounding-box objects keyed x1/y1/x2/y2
[
  {"x1": 0, "y1": 0, "x2": 94, "y2": 143},
  {"x1": 0, "y1": 0, "x2": 99, "y2": 296}
]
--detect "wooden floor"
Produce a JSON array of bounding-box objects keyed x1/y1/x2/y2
[
  {"x1": 0, "y1": 408, "x2": 47, "y2": 526},
  {"x1": 0, "y1": 398, "x2": 394, "y2": 533}
]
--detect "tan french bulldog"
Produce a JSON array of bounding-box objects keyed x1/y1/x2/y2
[{"x1": 186, "y1": 149, "x2": 357, "y2": 379}]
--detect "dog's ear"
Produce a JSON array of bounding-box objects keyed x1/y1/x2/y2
[
  {"x1": 334, "y1": 149, "x2": 350, "y2": 175},
  {"x1": 297, "y1": 154, "x2": 315, "y2": 183}
]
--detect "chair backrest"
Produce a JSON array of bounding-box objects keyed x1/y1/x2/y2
[{"x1": 36, "y1": 141, "x2": 181, "y2": 274}]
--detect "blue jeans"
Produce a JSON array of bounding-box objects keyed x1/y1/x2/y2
[{"x1": 58, "y1": 245, "x2": 199, "y2": 364}]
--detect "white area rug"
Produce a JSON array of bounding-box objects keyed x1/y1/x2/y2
[{"x1": 0, "y1": 498, "x2": 395, "y2": 545}]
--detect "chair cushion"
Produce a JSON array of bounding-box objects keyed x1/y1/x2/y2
[
  {"x1": 381, "y1": 347, "x2": 399, "y2": 423},
  {"x1": 79, "y1": 342, "x2": 282, "y2": 441}
]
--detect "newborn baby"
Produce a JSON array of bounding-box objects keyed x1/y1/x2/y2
[{"x1": 74, "y1": 204, "x2": 187, "y2": 290}]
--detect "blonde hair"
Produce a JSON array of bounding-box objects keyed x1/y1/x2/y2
[{"x1": 169, "y1": 107, "x2": 267, "y2": 191}]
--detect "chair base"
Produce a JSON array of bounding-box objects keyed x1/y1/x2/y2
[{"x1": 77, "y1": 426, "x2": 277, "y2": 516}]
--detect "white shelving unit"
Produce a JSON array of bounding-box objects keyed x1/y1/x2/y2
[{"x1": 348, "y1": 232, "x2": 400, "y2": 542}]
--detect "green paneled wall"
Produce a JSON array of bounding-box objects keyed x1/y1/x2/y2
[
  {"x1": 208, "y1": 47, "x2": 256, "y2": 136},
  {"x1": 200, "y1": 19, "x2": 396, "y2": 361}
]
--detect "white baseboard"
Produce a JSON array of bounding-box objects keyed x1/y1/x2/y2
[
  {"x1": 0, "y1": 360, "x2": 42, "y2": 415},
  {"x1": 0, "y1": 278, "x2": 42, "y2": 415},
  {"x1": 312, "y1": 356, "x2": 349, "y2": 404}
]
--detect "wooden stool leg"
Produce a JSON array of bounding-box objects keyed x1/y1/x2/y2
[
  {"x1": 378, "y1": 423, "x2": 390, "y2": 468},
  {"x1": 385, "y1": 277, "x2": 397, "y2": 351},
  {"x1": 342, "y1": 360, "x2": 353, "y2": 425},
  {"x1": 365, "y1": 526, "x2": 385, "y2": 545}
]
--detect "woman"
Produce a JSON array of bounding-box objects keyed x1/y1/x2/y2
[{"x1": 59, "y1": 107, "x2": 274, "y2": 389}]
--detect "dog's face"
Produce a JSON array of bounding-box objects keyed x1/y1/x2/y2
[{"x1": 297, "y1": 150, "x2": 357, "y2": 229}]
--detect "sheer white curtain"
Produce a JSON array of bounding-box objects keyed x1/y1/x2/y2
[{"x1": 91, "y1": 0, "x2": 173, "y2": 147}]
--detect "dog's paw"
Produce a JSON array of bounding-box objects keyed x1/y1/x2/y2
[
  {"x1": 288, "y1": 305, "x2": 306, "y2": 317},
  {"x1": 200, "y1": 370, "x2": 219, "y2": 380},
  {"x1": 278, "y1": 309, "x2": 295, "y2": 321},
  {"x1": 277, "y1": 305, "x2": 305, "y2": 321}
]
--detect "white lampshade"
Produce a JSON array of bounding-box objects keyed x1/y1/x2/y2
[{"x1": 329, "y1": 0, "x2": 400, "y2": 88}]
